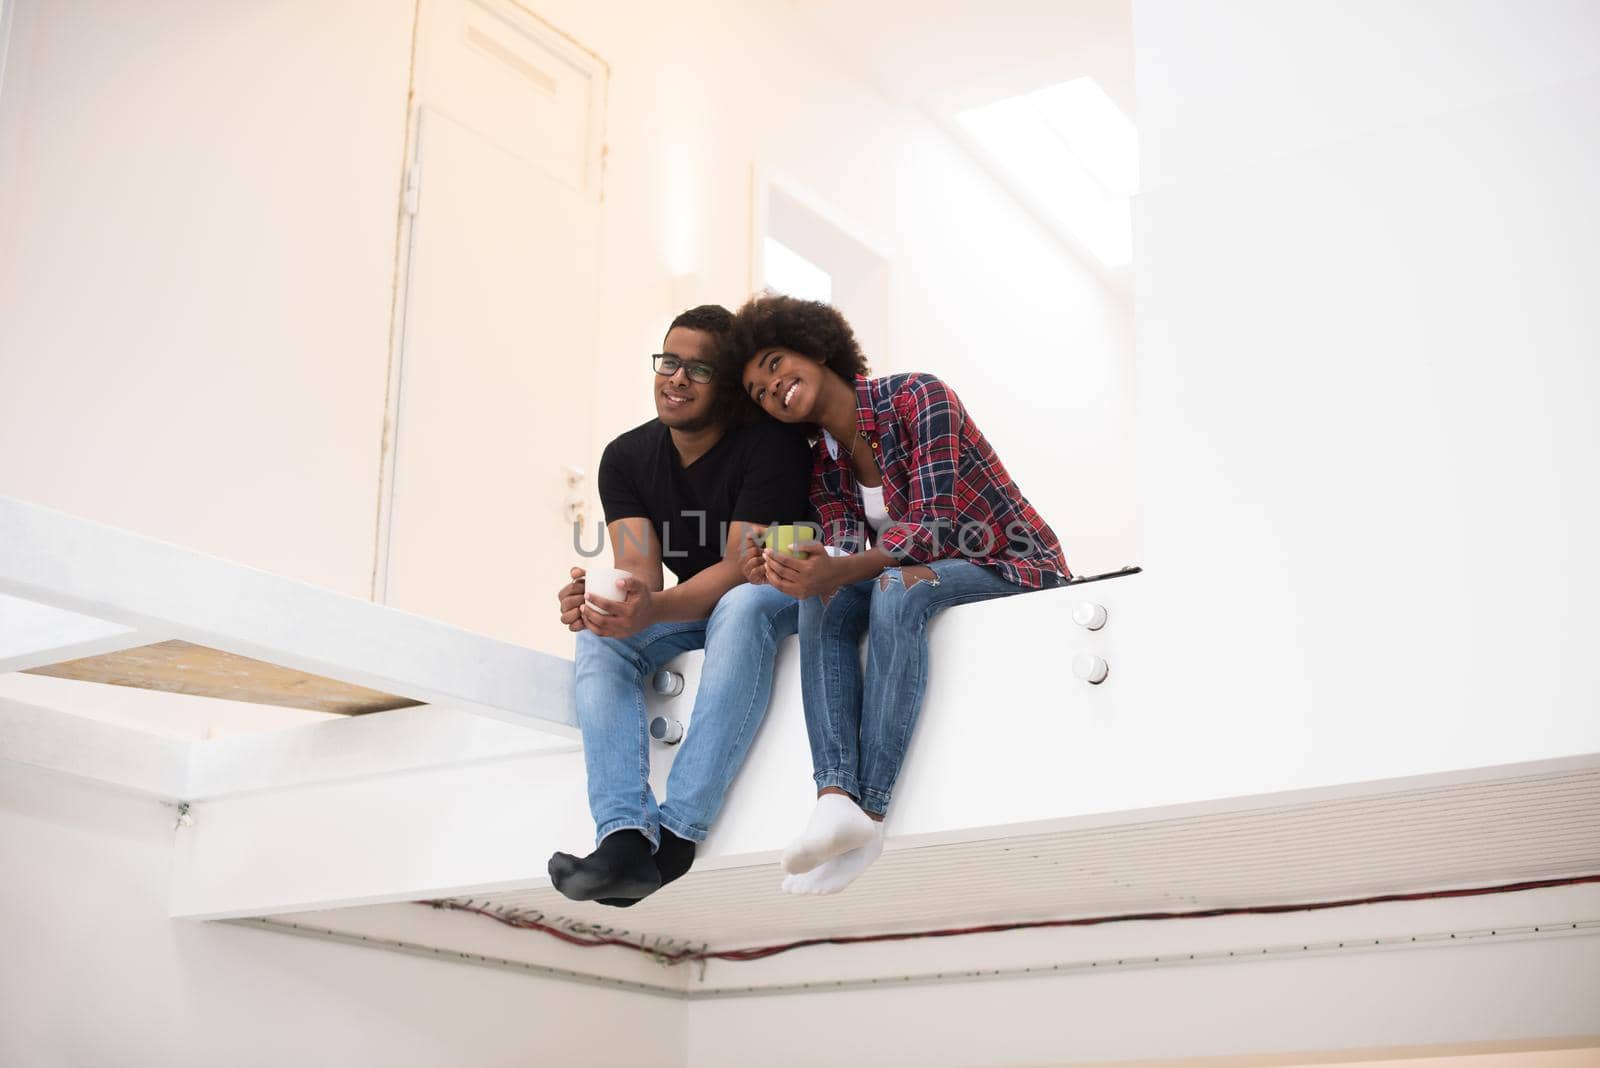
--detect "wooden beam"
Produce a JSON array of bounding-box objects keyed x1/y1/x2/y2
[{"x1": 25, "y1": 640, "x2": 422, "y2": 715}]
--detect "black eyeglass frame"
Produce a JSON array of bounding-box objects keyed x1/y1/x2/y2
[{"x1": 652, "y1": 353, "x2": 716, "y2": 384}]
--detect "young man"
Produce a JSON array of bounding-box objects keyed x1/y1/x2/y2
[{"x1": 549, "y1": 305, "x2": 811, "y2": 906}]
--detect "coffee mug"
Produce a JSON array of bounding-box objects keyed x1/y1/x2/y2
[
  {"x1": 762, "y1": 522, "x2": 822, "y2": 559},
  {"x1": 583, "y1": 566, "x2": 634, "y2": 615}
]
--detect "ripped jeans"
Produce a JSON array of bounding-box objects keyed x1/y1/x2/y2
[{"x1": 797, "y1": 558, "x2": 1035, "y2": 816}]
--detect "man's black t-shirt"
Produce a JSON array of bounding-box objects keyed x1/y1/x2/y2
[{"x1": 597, "y1": 419, "x2": 812, "y2": 583}]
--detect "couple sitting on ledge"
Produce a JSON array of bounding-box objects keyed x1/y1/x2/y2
[{"x1": 549, "y1": 296, "x2": 1069, "y2": 906}]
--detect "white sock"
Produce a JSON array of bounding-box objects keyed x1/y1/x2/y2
[
  {"x1": 781, "y1": 793, "x2": 877, "y2": 875},
  {"x1": 782, "y1": 826, "x2": 885, "y2": 895}
]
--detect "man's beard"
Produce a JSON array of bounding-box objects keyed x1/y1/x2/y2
[{"x1": 667, "y1": 409, "x2": 718, "y2": 433}]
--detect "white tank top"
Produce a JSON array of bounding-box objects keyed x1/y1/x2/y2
[{"x1": 859, "y1": 483, "x2": 892, "y2": 536}]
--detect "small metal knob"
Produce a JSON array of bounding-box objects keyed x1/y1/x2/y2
[
  {"x1": 1072, "y1": 602, "x2": 1108, "y2": 630},
  {"x1": 652, "y1": 670, "x2": 684, "y2": 697},
  {"x1": 1072, "y1": 653, "x2": 1109, "y2": 685},
  {"x1": 649, "y1": 716, "x2": 685, "y2": 745}
]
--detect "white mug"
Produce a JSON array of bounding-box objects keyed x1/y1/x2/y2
[{"x1": 582, "y1": 566, "x2": 634, "y2": 615}]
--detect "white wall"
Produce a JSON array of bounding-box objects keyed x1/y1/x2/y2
[
  {"x1": 686, "y1": 934, "x2": 1600, "y2": 1068},
  {"x1": 0, "y1": 0, "x2": 1136, "y2": 615},
  {"x1": 0, "y1": 0, "x2": 414, "y2": 598},
  {"x1": 532, "y1": 0, "x2": 1136, "y2": 576},
  {"x1": 1126, "y1": 0, "x2": 1600, "y2": 796},
  {"x1": 12, "y1": 756, "x2": 1595, "y2": 1068},
  {"x1": 0, "y1": 762, "x2": 684, "y2": 1068}
]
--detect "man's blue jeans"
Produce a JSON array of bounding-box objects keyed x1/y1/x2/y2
[
  {"x1": 574, "y1": 581, "x2": 798, "y2": 847},
  {"x1": 798, "y1": 559, "x2": 1042, "y2": 816}
]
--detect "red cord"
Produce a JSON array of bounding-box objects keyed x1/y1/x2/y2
[{"x1": 422, "y1": 872, "x2": 1600, "y2": 966}]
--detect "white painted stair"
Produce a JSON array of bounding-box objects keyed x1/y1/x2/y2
[{"x1": 4, "y1": 494, "x2": 1598, "y2": 1000}]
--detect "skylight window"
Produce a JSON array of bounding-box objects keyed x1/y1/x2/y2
[
  {"x1": 954, "y1": 77, "x2": 1138, "y2": 269},
  {"x1": 762, "y1": 235, "x2": 833, "y2": 303}
]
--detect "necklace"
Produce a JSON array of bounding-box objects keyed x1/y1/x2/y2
[
  {"x1": 828, "y1": 424, "x2": 868, "y2": 461},
  {"x1": 840, "y1": 426, "x2": 864, "y2": 460}
]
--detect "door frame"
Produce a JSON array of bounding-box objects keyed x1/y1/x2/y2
[{"x1": 369, "y1": 0, "x2": 608, "y2": 603}]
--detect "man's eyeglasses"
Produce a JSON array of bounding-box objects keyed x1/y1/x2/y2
[{"x1": 653, "y1": 353, "x2": 715, "y2": 384}]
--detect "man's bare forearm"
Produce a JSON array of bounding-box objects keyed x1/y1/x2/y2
[{"x1": 651, "y1": 559, "x2": 745, "y2": 623}]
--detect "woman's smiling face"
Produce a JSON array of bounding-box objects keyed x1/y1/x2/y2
[{"x1": 742, "y1": 346, "x2": 825, "y2": 423}]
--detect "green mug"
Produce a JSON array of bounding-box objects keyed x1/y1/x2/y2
[{"x1": 762, "y1": 522, "x2": 822, "y2": 559}]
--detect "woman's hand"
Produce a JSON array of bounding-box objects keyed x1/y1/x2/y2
[
  {"x1": 739, "y1": 525, "x2": 769, "y2": 585},
  {"x1": 763, "y1": 542, "x2": 843, "y2": 600}
]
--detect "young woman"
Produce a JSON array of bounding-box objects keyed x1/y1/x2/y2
[{"x1": 725, "y1": 294, "x2": 1070, "y2": 895}]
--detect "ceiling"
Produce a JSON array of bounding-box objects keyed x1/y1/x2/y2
[
  {"x1": 437, "y1": 762, "x2": 1600, "y2": 950},
  {"x1": 266, "y1": 761, "x2": 1600, "y2": 995},
  {"x1": 789, "y1": 0, "x2": 1136, "y2": 119}
]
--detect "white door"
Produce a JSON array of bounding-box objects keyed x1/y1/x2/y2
[{"x1": 380, "y1": 0, "x2": 605, "y2": 656}]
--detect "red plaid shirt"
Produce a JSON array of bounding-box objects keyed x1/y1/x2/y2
[{"x1": 811, "y1": 374, "x2": 1069, "y2": 589}]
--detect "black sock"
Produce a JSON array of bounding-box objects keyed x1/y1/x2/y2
[
  {"x1": 548, "y1": 830, "x2": 661, "y2": 904},
  {"x1": 594, "y1": 829, "x2": 698, "y2": 908},
  {"x1": 654, "y1": 828, "x2": 697, "y2": 887}
]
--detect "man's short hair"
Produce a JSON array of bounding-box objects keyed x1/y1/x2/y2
[
  {"x1": 665, "y1": 304, "x2": 741, "y2": 422},
  {"x1": 667, "y1": 304, "x2": 735, "y2": 343}
]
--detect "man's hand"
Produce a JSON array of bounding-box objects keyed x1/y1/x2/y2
[
  {"x1": 558, "y1": 567, "x2": 587, "y2": 632},
  {"x1": 739, "y1": 524, "x2": 769, "y2": 586},
  {"x1": 581, "y1": 574, "x2": 657, "y2": 639},
  {"x1": 763, "y1": 542, "x2": 843, "y2": 600}
]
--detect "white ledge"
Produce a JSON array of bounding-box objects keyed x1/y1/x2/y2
[
  {"x1": 1, "y1": 697, "x2": 189, "y2": 799},
  {"x1": 187, "y1": 703, "x2": 577, "y2": 800},
  {"x1": 0, "y1": 495, "x2": 576, "y2": 736}
]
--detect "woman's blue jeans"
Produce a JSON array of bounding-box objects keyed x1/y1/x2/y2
[
  {"x1": 798, "y1": 559, "x2": 1036, "y2": 816},
  {"x1": 574, "y1": 581, "x2": 797, "y2": 847}
]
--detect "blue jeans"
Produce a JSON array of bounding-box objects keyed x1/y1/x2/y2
[
  {"x1": 798, "y1": 559, "x2": 1040, "y2": 816},
  {"x1": 574, "y1": 581, "x2": 798, "y2": 846}
]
